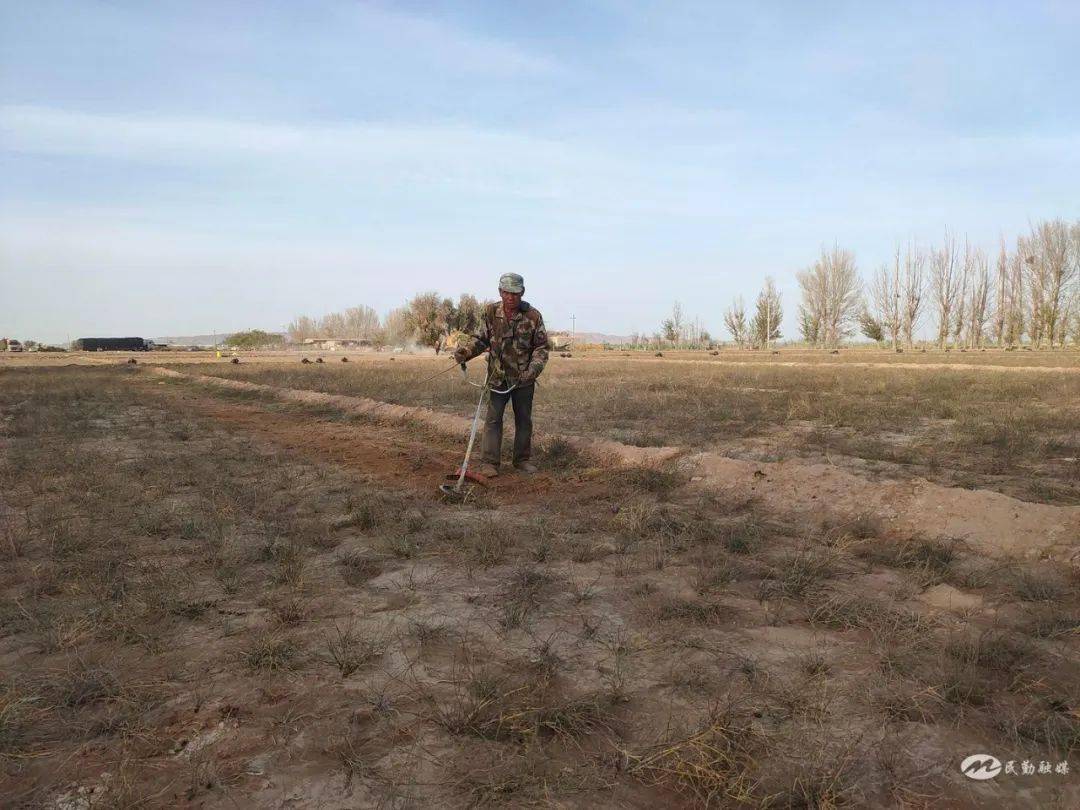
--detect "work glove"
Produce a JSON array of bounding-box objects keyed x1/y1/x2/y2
[{"x1": 518, "y1": 368, "x2": 537, "y2": 385}]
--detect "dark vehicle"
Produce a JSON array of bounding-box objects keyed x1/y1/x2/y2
[{"x1": 72, "y1": 337, "x2": 154, "y2": 351}]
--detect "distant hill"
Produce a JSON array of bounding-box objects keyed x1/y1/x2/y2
[
  {"x1": 154, "y1": 334, "x2": 232, "y2": 346},
  {"x1": 549, "y1": 331, "x2": 633, "y2": 345}
]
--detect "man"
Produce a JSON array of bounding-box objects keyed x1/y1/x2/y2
[{"x1": 453, "y1": 273, "x2": 549, "y2": 476}]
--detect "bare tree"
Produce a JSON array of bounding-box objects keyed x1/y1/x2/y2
[
  {"x1": 1026, "y1": 220, "x2": 1076, "y2": 347},
  {"x1": 953, "y1": 241, "x2": 972, "y2": 347},
  {"x1": 1004, "y1": 244, "x2": 1027, "y2": 346},
  {"x1": 900, "y1": 242, "x2": 926, "y2": 348},
  {"x1": 318, "y1": 311, "x2": 348, "y2": 338},
  {"x1": 723, "y1": 297, "x2": 748, "y2": 347},
  {"x1": 343, "y1": 305, "x2": 380, "y2": 340},
  {"x1": 1066, "y1": 221, "x2": 1080, "y2": 345},
  {"x1": 869, "y1": 247, "x2": 902, "y2": 350},
  {"x1": 286, "y1": 315, "x2": 317, "y2": 343},
  {"x1": 963, "y1": 246, "x2": 992, "y2": 348},
  {"x1": 797, "y1": 246, "x2": 862, "y2": 349},
  {"x1": 930, "y1": 233, "x2": 962, "y2": 349},
  {"x1": 750, "y1": 277, "x2": 782, "y2": 349},
  {"x1": 1019, "y1": 233, "x2": 1047, "y2": 347},
  {"x1": 992, "y1": 240, "x2": 1008, "y2": 346},
  {"x1": 381, "y1": 306, "x2": 414, "y2": 347}
]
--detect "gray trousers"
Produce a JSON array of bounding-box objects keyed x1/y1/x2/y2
[{"x1": 481, "y1": 383, "x2": 534, "y2": 467}]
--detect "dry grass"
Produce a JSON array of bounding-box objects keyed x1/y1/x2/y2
[
  {"x1": 623, "y1": 699, "x2": 764, "y2": 806},
  {"x1": 431, "y1": 652, "x2": 616, "y2": 746},
  {"x1": 3, "y1": 364, "x2": 1079, "y2": 807}
]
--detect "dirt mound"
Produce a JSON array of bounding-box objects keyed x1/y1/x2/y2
[{"x1": 689, "y1": 453, "x2": 1079, "y2": 562}]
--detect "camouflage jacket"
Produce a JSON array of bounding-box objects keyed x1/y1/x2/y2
[{"x1": 458, "y1": 302, "x2": 549, "y2": 387}]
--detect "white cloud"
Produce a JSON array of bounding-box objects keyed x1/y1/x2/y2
[
  {"x1": 0, "y1": 105, "x2": 741, "y2": 217},
  {"x1": 339, "y1": 4, "x2": 565, "y2": 76}
]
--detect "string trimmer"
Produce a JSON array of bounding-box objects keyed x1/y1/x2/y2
[{"x1": 439, "y1": 363, "x2": 515, "y2": 502}]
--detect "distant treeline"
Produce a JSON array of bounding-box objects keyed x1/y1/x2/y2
[
  {"x1": 658, "y1": 217, "x2": 1080, "y2": 350},
  {"x1": 254, "y1": 218, "x2": 1079, "y2": 353}
]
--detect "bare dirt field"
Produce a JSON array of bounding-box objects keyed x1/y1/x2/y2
[{"x1": 2, "y1": 351, "x2": 1079, "y2": 808}]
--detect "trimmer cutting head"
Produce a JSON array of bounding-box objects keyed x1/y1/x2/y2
[
  {"x1": 438, "y1": 469, "x2": 488, "y2": 502},
  {"x1": 438, "y1": 482, "x2": 472, "y2": 501}
]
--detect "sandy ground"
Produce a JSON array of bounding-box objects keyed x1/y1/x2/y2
[{"x1": 3, "y1": 360, "x2": 1079, "y2": 809}]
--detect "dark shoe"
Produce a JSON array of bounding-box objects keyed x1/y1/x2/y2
[
  {"x1": 514, "y1": 461, "x2": 538, "y2": 475},
  {"x1": 477, "y1": 463, "x2": 499, "y2": 478}
]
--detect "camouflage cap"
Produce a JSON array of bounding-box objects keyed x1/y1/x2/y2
[{"x1": 498, "y1": 273, "x2": 525, "y2": 294}]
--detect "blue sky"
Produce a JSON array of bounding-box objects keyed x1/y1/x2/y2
[{"x1": 2, "y1": 1, "x2": 1078, "y2": 343}]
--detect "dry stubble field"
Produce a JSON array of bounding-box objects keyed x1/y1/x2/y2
[{"x1": 1, "y1": 349, "x2": 1079, "y2": 808}]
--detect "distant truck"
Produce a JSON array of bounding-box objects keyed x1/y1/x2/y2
[
  {"x1": 6, "y1": 339, "x2": 23, "y2": 352},
  {"x1": 72, "y1": 337, "x2": 154, "y2": 352}
]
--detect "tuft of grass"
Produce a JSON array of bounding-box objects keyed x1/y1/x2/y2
[
  {"x1": 723, "y1": 517, "x2": 764, "y2": 555},
  {"x1": 270, "y1": 596, "x2": 308, "y2": 626},
  {"x1": 939, "y1": 665, "x2": 991, "y2": 706},
  {"x1": 763, "y1": 545, "x2": 836, "y2": 599},
  {"x1": 669, "y1": 661, "x2": 714, "y2": 693},
  {"x1": 330, "y1": 730, "x2": 381, "y2": 784},
  {"x1": 338, "y1": 551, "x2": 383, "y2": 586},
  {"x1": 944, "y1": 629, "x2": 1033, "y2": 673},
  {"x1": 996, "y1": 697, "x2": 1080, "y2": 755},
  {"x1": 385, "y1": 532, "x2": 419, "y2": 559},
  {"x1": 657, "y1": 597, "x2": 730, "y2": 625},
  {"x1": 797, "y1": 651, "x2": 831, "y2": 677},
  {"x1": 433, "y1": 655, "x2": 615, "y2": 745},
  {"x1": 868, "y1": 675, "x2": 944, "y2": 723},
  {"x1": 54, "y1": 660, "x2": 121, "y2": 707},
  {"x1": 866, "y1": 536, "x2": 963, "y2": 587},
  {"x1": 498, "y1": 600, "x2": 532, "y2": 632},
  {"x1": 410, "y1": 619, "x2": 450, "y2": 649},
  {"x1": 0, "y1": 685, "x2": 40, "y2": 756},
  {"x1": 1021, "y1": 605, "x2": 1080, "y2": 639},
  {"x1": 807, "y1": 592, "x2": 882, "y2": 631},
  {"x1": 625, "y1": 701, "x2": 763, "y2": 806},
  {"x1": 610, "y1": 463, "x2": 685, "y2": 497},
  {"x1": 1009, "y1": 566, "x2": 1068, "y2": 602},
  {"x1": 269, "y1": 541, "x2": 307, "y2": 587},
  {"x1": 460, "y1": 517, "x2": 514, "y2": 567},
  {"x1": 243, "y1": 634, "x2": 299, "y2": 672},
  {"x1": 331, "y1": 501, "x2": 378, "y2": 532}
]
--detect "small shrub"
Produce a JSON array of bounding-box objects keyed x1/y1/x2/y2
[{"x1": 323, "y1": 621, "x2": 384, "y2": 677}]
